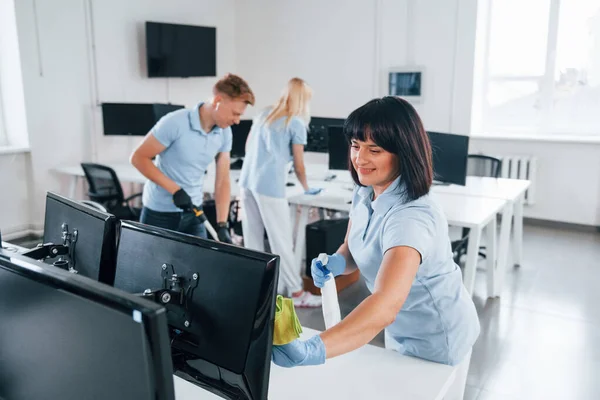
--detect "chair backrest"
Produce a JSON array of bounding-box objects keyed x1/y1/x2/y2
[
  {"x1": 80, "y1": 163, "x2": 125, "y2": 209},
  {"x1": 467, "y1": 154, "x2": 502, "y2": 178}
]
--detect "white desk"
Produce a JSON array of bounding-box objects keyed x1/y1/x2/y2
[
  {"x1": 54, "y1": 163, "x2": 510, "y2": 296},
  {"x1": 1, "y1": 241, "x2": 29, "y2": 254},
  {"x1": 54, "y1": 164, "x2": 249, "y2": 198},
  {"x1": 288, "y1": 186, "x2": 506, "y2": 297},
  {"x1": 432, "y1": 177, "x2": 530, "y2": 296},
  {"x1": 174, "y1": 328, "x2": 455, "y2": 400}
]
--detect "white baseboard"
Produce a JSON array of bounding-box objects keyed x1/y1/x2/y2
[{"x1": 1, "y1": 224, "x2": 43, "y2": 241}]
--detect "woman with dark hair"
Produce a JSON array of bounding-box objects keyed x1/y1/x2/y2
[{"x1": 272, "y1": 97, "x2": 480, "y2": 399}]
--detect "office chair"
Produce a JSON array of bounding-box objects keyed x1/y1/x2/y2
[
  {"x1": 80, "y1": 163, "x2": 142, "y2": 221},
  {"x1": 79, "y1": 200, "x2": 108, "y2": 213},
  {"x1": 451, "y1": 155, "x2": 502, "y2": 264}
]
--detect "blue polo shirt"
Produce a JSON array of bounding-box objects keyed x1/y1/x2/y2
[
  {"x1": 348, "y1": 177, "x2": 480, "y2": 365},
  {"x1": 238, "y1": 109, "x2": 308, "y2": 198},
  {"x1": 142, "y1": 102, "x2": 232, "y2": 212}
]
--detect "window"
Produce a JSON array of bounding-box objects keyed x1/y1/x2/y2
[{"x1": 478, "y1": 0, "x2": 600, "y2": 135}]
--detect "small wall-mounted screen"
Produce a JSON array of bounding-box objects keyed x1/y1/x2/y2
[{"x1": 389, "y1": 71, "x2": 422, "y2": 96}]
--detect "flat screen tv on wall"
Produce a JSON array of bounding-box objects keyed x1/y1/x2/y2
[{"x1": 146, "y1": 21, "x2": 216, "y2": 78}]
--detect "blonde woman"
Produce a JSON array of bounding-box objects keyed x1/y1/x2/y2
[{"x1": 238, "y1": 78, "x2": 322, "y2": 307}]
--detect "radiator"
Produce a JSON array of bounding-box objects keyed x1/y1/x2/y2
[{"x1": 494, "y1": 155, "x2": 537, "y2": 205}]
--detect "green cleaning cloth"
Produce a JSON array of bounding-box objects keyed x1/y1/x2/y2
[{"x1": 273, "y1": 295, "x2": 303, "y2": 345}]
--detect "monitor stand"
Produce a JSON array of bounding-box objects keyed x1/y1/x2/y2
[
  {"x1": 432, "y1": 180, "x2": 451, "y2": 186},
  {"x1": 230, "y1": 158, "x2": 244, "y2": 170}
]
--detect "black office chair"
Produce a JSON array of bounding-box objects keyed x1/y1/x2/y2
[
  {"x1": 451, "y1": 155, "x2": 502, "y2": 264},
  {"x1": 80, "y1": 163, "x2": 142, "y2": 221}
]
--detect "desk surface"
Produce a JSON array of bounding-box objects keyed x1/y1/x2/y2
[
  {"x1": 288, "y1": 185, "x2": 506, "y2": 229},
  {"x1": 55, "y1": 163, "x2": 508, "y2": 228},
  {"x1": 432, "y1": 176, "x2": 531, "y2": 201},
  {"x1": 174, "y1": 328, "x2": 455, "y2": 400}
]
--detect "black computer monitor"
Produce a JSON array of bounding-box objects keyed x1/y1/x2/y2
[
  {"x1": 328, "y1": 126, "x2": 349, "y2": 171},
  {"x1": 306, "y1": 116, "x2": 346, "y2": 153},
  {"x1": 102, "y1": 102, "x2": 185, "y2": 136},
  {"x1": 113, "y1": 221, "x2": 279, "y2": 400},
  {"x1": 0, "y1": 250, "x2": 175, "y2": 400},
  {"x1": 231, "y1": 120, "x2": 253, "y2": 158},
  {"x1": 22, "y1": 192, "x2": 118, "y2": 284},
  {"x1": 427, "y1": 131, "x2": 470, "y2": 186}
]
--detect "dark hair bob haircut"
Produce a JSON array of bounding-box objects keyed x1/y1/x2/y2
[{"x1": 343, "y1": 96, "x2": 433, "y2": 201}]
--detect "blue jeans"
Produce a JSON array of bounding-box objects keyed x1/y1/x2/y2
[{"x1": 139, "y1": 207, "x2": 207, "y2": 238}]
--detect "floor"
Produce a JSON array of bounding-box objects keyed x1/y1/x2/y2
[{"x1": 296, "y1": 224, "x2": 600, "y2": 400}]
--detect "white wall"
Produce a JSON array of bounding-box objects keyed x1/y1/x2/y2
[
  {"x1": 470, "y1": 138, "x2": 600, "y2": 226},
  {"x1": 10, "y1": 0, "x2": 236, "y2": 228},
  {"x1": 0, "y1": 153, "x2": 32, "y2": 237},
  {"x1": 0, "y1": 0, "x2": 29, "y2": 149},
  {"x1": 235, "y1": 0, "x2": 479, "y2": 134}
]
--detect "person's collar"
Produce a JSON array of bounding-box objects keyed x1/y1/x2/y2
[
  {"x1": 189, "y1": 102, "x2": 221, "y2": 134},
  {"x1": 359, "y1": 176, "x2": 407, "y2": 214}
]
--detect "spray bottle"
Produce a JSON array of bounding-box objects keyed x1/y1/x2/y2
[{"x1": 317, "y1": 253, "x2": 342, "y2": 329}]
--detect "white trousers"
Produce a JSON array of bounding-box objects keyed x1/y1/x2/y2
[
  {"x1": 384, "y1": 330, "x2": 472, "y2": 400},
  {"x1": 240, "y1": 188, "x2": 303, "y2": 296}
]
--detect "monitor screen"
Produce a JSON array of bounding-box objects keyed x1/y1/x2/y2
[
  {"x1": 307, "y1": 117, "x2": 346, "y2": 153},
  {"x1": 28, "y1": 192, "x2": 118, "y2": 284},
  {"x1": 146, "y1": 21, "x2": 216, "y2": 78},
  {"x1": 427, "y1": 131, "x2": 469, "y2": 186},
  {"x1": 0, "y1": 250, "x2": 175, "y2": 400},
  {"x1": 389, "y1": 71, "x2": 422, "y2": 97},
  {"x1": 328, "y1": 126, "x2": 349, "y2": 171},
  {"x1": 231, "y1": 120, "x2": 253, "y2": 158},
  {"x1": 102, "y1": 103, "x2": 185, "y2": 136},
  {"x1": 113, "y1": 221, "x2": 279, "y2": 400}
]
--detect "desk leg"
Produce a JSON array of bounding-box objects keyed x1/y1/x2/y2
[
  {"x1": 289, "y1": 204, "x2": 298, "y2": 235},
  {"x1": 513, "y1": 194, "x2": 524, "y2": 267},
  {"x1": 495, "y1": 202, "x2": 513, "y2": 297},
  {"x1": 463, "y1": 226, "x2": 482, "y2": 296},
  {"x1": 68, "y1": 176, "x2": 79, "y2": 199},
  {"x1": 485, "y1": 216, "x2": 498, "y2": 298},
  {"x1": 293, "y1": 206, "x2": 310, "y2": 277}
]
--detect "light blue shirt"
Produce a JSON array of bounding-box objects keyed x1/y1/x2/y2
[
  {"x1": 142, "y1": 102, "x2": 232, "y2": 212},
  {"x1": 348, "y1": 177, "x2": 480, "y2": 365},
  {"x1": 238, "y1": 110, "x2": 308, "y2": 198}
]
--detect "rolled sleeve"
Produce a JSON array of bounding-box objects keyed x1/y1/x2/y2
[
  {"x1": 290, "y1": 118, "x2": 308, "y2": 145},
  {"x1": 219, "y1": 127, "x2": 233, "y2": 153},
  {"x1": 381, "y1": 205, "x2": 436, "y2": 262},
  {"x1": 151, "y1": 114, "x2": 181, "y2": 147}
]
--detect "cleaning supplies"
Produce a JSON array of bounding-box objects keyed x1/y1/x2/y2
[
  {"x1": 273, "y1": 295, "x2": 303, "y2": 345},
  {"x1": 317, "y1": 253, "x2": 342, "y2": 329}
]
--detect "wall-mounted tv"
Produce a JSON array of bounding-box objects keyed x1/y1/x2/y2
[{"x1": 146, "y1": 21, "x2": 216, "y2": 78}]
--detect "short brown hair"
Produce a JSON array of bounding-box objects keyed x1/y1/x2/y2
[
  {"x1": 213, "y1": 73, "x2": 255, "y2": 105},
  {"x1": 344, "y1": 96, "x2": 433, "y2": 201}
]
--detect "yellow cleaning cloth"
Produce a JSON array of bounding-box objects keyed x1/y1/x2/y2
[{"x1": 273, "y1": 295, "x2": 303, "y2": 345}]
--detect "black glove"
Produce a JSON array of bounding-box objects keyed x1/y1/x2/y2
[
  {"x1": 217, "y1": 222, "x2": 232, "y2": 244},
  {"x1": 173, "y1": 189, "x2": 193, "y2": 211}
]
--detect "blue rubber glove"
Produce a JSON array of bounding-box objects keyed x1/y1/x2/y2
[
  {"x1": 272, "y1": 335, "x2": 326, "y2": 368},
  {"x1": 304, "y1": 187, "x2": 323, "y2": 195},
  {"x1": 310, "y1": 253, "x2": 346, "y2": 288}
]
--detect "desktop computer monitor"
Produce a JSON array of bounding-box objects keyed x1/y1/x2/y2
[
  {"x1": 22, "y1": 192, "x2": 118, "y2": 284},
  {"x1": 307, "y1": 116, "x2": 346, "y2": 153},
  {"x1": 231, "y1": 120, "x2": 253, "y2": 159},
  {"x1": 328, "y1": 126, "x2": 349, "y2": 171},
  {"x1": 102, "y1": 102, "x2": 185, "y2": 136},
  {"x1": 0, "y1": 250, "x2": 175, "y2": 400},
  {"x1": 113, "y1": 221, "x2": 280, "y2": 400},
  {"x1": 427, "y1": 131, "x2": 469, "y2": 186}
]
